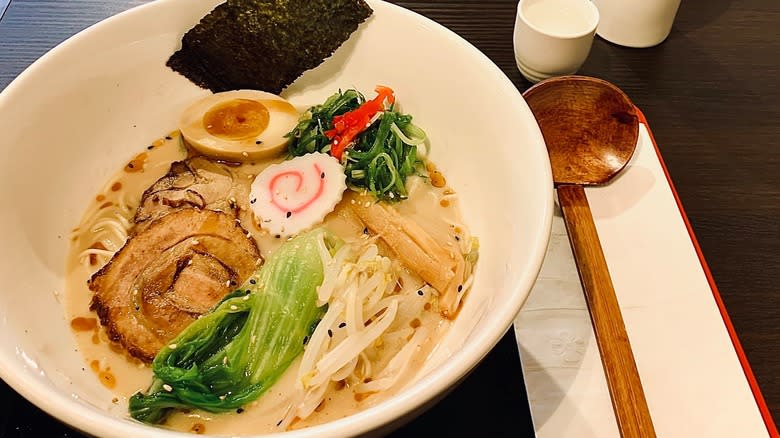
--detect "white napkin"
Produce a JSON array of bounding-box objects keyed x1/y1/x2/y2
[{"x1": 514, "y1": 124, "x2": 768, "y2": 438}]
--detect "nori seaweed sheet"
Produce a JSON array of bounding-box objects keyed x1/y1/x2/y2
[{"x1": 167, "y1": 0, "x2": 373, "y2": 94}]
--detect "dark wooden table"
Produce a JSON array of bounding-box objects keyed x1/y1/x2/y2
[{"x1": 1, "y1": 0, "x2": 778, "y2": 436}]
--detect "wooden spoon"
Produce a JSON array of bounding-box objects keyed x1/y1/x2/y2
[{"x1": 523, "y1": 76, "x2": 656, "y2": 438}]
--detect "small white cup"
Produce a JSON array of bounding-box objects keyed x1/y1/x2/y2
[
  {"x1": 513, "y1": 0, "x2": 599, "y2": 83},
  {"x1": 592, "y1": 0, "x2": 681, "y2": 48}
]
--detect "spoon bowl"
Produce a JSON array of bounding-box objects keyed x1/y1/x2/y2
[{"x1": 524, "y1": 75, "x2": 639, "y2": 185}]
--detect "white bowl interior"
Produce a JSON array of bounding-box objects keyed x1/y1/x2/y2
[{"x1": 0, "y1": 0, "x2": 552, "y2": 436}]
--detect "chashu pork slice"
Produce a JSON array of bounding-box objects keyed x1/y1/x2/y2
[
  {"x1": 134, "y1": 156, "x2": 253, "y2": 233},
  {"x1": 89, "y1": 208, "x2": 260, "y2": 362}
]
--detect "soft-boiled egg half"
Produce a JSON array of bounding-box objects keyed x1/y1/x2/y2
[{"x1": 179, "y1": 90, "x2": 299, "y2": 161}]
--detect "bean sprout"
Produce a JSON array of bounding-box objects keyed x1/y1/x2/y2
[{"x1": 280, "y1": 238, "x2": 434, "y2": 427}]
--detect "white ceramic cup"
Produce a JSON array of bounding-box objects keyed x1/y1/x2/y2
[
  {"x1": 513, "y1": 0, "x2": 599, "y2": 83},
  {"x1": 592, "y1": 0, "x2": 682, "y2": 48}
]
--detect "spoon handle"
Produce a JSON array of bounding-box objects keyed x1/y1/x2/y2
[{"x1": 557, "y1": 184, "x2": 657, "y2": 438}]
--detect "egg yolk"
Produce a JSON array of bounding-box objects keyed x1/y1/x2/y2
[{"x1": 202, "y1": 99, "x2": 270, "y2": 140}]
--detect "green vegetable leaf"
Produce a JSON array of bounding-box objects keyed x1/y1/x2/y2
[
  {"x1": 286, "y1": 89, "x2": 363, "y2": 156},
  {"x1": 286, "y1": 89, "x2": 427, "y2": 202},
  {"x1": 129, "y1": 229, "x2": 336, "y2": 424}
]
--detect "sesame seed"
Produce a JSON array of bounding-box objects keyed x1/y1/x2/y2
[
  {"x1": 242, "y1": 152, "x2": 249, "y2": 157},
  {"x1": 276, "y1": 419, "x2": 283, "y2": 427},
  {"x1": 364, "y1": 202, "x2": 371, "y2": 207},
  {"x1": 236, "y1": 408, "x2": 244, "y2": 414},
  {"x1": 168, "y1": 343, "x2": 177, "y2": 349},
  {"x1": 163, "y1": 384, "x2": 173, "y2": 392},
  {"x1": 250, "y1": 279, "x2": 256, "y2": 284},
  {"x1": 256, "y1": 140, "x2": 263, "y2": 145},
  {"x1": 338, "y1": 322, "x2": 346, "y2": 328},
  {"x1": 165, "y1": 136, "x2": 172, "y2": 140},
  {"x1": 243, "y1": 294, "x2": 250, "y2": 301},
  {"x1": 230, "y1": 305, "x2": 238, "y2": 310},
  {"x1": 191, "y1": 239, "x2": 199, "y2": 245},
  {"x1": 286, "y1": 211, "x2": 292, "y2": 218},
  {"x1": 223, "y1": 356, "x2": 228, "y2": 365},
  {"x1": 219, "y1": 395, "x2": 226, "y2": 400},
  {"x1": 458, "y1": 284, "x2": 463, "y2": 292},
  {"x1": 275, "y1": 234, "x2": 281, "y2": 239},
  {"x1": 321, "y1": 172, "x2": 325, "y2": 179},
  {"x1": 417, "y1": 290, "x2": 424, "y2": 296},
  {"x1": 303, "y1": 336, "x2": 309, "y2": 345},
  {"x1": 327, "y1": 329, "x2": 333, "y2": 338},
  {"x1": 146, "y1": 145, "x2": 154, "y2": 150},
  {"x1": 363, "y1": 227, "x2": 369, "y2": 235},
  {"x1": 250, "y1": 198, "x2": 257, "y2": 204}
]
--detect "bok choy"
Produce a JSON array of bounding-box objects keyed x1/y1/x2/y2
[{"x1": 129, "y1": 228, "x2": 337, "y2": 424}]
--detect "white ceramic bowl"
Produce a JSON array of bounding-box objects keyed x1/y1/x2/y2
[{"x1": 0, "y1": 0, "x2": 552, "y2": 436}]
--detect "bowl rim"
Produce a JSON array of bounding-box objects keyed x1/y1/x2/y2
[{"x1": 0, "y1": 0, "x2": 553, "y2": 436}]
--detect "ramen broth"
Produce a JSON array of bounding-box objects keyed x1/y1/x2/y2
[{"x1": 65, "y1": 132, "x2": 471, "y2": 433}]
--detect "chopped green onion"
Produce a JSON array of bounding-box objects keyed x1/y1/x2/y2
[{"x1": 286, "y1": 89, "x2": 427, "y2": 202}]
